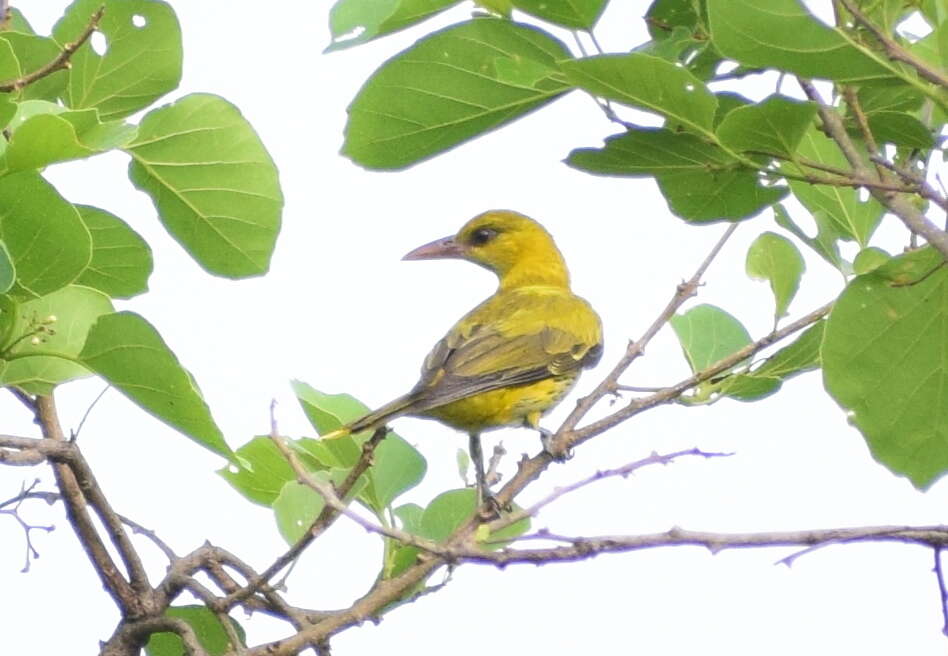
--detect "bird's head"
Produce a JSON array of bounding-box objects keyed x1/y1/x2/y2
[{"x1": 403, "y1": 210, "x2": 570, "y2": 289}]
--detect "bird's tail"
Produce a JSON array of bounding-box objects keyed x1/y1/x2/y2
[{"x1": 321, "y1": 394, "x2": 417, "y2": 440}]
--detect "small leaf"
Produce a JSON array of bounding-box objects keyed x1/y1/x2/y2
[
  {"x1": 74, "y1": 205, "x2": 153, "y2": 299},
  {"x1": 291, "y1": 380, "x2": 370, "y2": 434},
  {"x1": 823, "y1": 259, "x2": 948, "y2": 489},
  {"x1": 363, "y1": 434, "x2": 427, "y2": 512},
  {"x1": 218, "y1": 437, "x2": 295, "y2": 506},
  {"x1": 343, "y1": 18, "x2": 572, "y2": 169},
  {"x1": 126, "y1": 93, "x2": 283, "y2": 278},
  {"x1": 326, "y1": 0, "x2": 461, "y2": 52},
  {"x1": 567, "y1": 128, "x2": 736, "y2": 177},
  {"x1": 53, "y1": 0, "x2": 183, "y2": 120},
  {"x1": 670, "y1": 304, "x2": 752, "y2": 372},
  {"x1": 512, "y1": 0, "x2": 608, "y2": 29},
  {"x1": 419, "y1": 488, "x2": 476, "y2": 542},
  {"x1": 785, "y1": 127, "x2": 884, "y2": 246},
  {"x1": 145, "y1": 606, "x2": 245, "y2": 656},
  {"x1": 716, "y1": 95, "x2": 816, "y2": 157},
  {"x1": 853, "y1": 247, "x2": 891, "y2": 275},
  {"x1": 0, "y1": 172, "x2": 91, "y2": 299},
  {"x1": 79, "y1": 311, "x2": 230, "y2": 457},
  {"x1": 456, "y1": 447, "x2": 470, "y2": 482},
  {"x1": 3, "y1": 109, "x2": 137, "y2": 172},
  {"x1": 865, "y1": 111, "x2": 934, "y2": 149},
  {"x1": 560, "y1": 53, "x2": 716, "y2": 137},
  {"x1": 656, "y1": 169, "x2": 787, "y2": 222},
  {"x1": 0, "y1": 285, "x2": 113, "y2": 395},
  {"x1": 707, "y1": 0, "x2": 897, "y2": 83},
  {"x1": 773, "y1": 203, "x2": 847, "y2": 272},
  {"x1": 745, "y1": 231, "x2": 805, "y2": 319},
  {"x1": 273, "y1": 480, "x2": 327, "y2": 544},
  {"x1": 0, "y1": 32, "x2": 66, "y2": 101}
]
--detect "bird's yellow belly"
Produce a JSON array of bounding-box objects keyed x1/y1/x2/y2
[{"x1": 420, "y1": 375, "x2": 578, "y2": 434}]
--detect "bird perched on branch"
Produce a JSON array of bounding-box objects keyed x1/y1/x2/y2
[{"x1": 323, "y1": 210, "x2": 603, "y2": 503}]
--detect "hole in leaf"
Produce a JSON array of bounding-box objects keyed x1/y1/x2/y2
[
  {"x1": 685, "y1": 83, "x2": 695, "y2": 92},
  {"x1": 90, "y1": 31, "x2": 107, "y2": 55},
  {"x1": 132, "y1": 14, "x2": 147, "y2": 28},
  {"x1": 333, "y1": 25, "x2": 365, "y2": 42}
]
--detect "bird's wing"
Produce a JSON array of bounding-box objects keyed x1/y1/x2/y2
[{"x1": 407, "y1": 320, "x2": 599, "y2": 412}]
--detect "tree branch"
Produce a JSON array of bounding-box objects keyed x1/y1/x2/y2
[
  {"x1": 0, "y1": 7, "x2": 104, "y2": 93},
  {"x1": 100, "y1": 616, "x2": 209, "y2": 656}
]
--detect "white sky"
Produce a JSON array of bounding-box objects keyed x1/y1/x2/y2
[{"x1": 4, "y1": 2, "x2": 948, "y2": 654}]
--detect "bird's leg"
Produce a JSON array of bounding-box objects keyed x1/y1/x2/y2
[
  {"x1": 469, "y1": 433, "x2": 500, "y2": 515},
  {"x1": 537, "y1": 425, "x2": 573, "y2": 462}
]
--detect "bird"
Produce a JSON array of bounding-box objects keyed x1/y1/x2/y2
[{"x1": 323, "y1": 210, "x2": 603, "y2": 504}]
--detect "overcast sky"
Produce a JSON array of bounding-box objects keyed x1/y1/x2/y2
[{"x1": 4, "y1": 2, "x2": 948, "y2": 654}]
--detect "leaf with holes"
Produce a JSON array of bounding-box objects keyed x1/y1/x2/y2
[
  {"x1": 53, "y1": 0, "x2": 182, "y2": 120},
  {"x1": 326, "y1": 0, "x2": 462, "y2": 52},
  {"x1": 126, "y1": 94, "x2": 283, "y2": 278},
  {"x1": 218, "y1": 437, "x2": 295, "y2": 506}
]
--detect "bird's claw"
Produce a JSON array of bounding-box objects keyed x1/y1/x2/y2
[{"x1": 539, "y1": 427, "x2": 573, "y2": 462}]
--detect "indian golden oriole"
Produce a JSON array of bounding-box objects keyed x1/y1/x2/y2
[{"x1": 324, "y1": 210, "x2": 603, "y2": 500}]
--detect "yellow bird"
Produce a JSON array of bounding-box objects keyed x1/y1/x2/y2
[{"x1": 326, "y1": 210, "x2": 603, "y2": 500}]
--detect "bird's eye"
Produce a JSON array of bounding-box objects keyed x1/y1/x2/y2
[{"x1": 470, "y1": 228, "x2": 499, "y2": 246}]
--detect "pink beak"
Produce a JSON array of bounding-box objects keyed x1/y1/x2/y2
[{"x1": 402, "y1": 236, "x2": 464, "y2": 260}]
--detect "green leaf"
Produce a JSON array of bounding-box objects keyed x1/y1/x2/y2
[
  {"x1": 567, "y1": 128, "x2": 736, "y2": 177},
  {"x1": 865, "y1": 111, "x2": 934, "y2": 149},
  {"x1": 0, "y1": 171, "x2": 91, "y2": 299},
  {"x1": 145, "y1": 606, "x2": 245, "y2": 656},
  {"x1": 74, "y1": 205, "x2": 153, "y2": 299},
  {"x1": 3, "y1": 109, "x2": 137, "y2": 172},
  {"x1": 419, "y1": 488, "x2": 475, "y2": 542},
  {"x1": 645, "y1": 0, "x2": 699, "y2": 40},
  {"x1": 361, "y1": 434, "x2": 427, "y2": 512},
  {"x1": 292, "y1": 380, "x2": 370, "y2": 435},
  {"x1": 273, "y1": 480, "x2": 326, "y2": 544},
  {"x1": 857, "y1": 84, "x2": 924, "y2": 116},
  {"x1": 0, "y1": 285, "x2": 113, "y2": 395},
  {"x1": 344, "y1": 18, "x2": 572, "y2": 169},
  {"x1": 0, "y1": 240, "x2": 13, "y2": 293},
  {"x1": 786, "y1": 127, "x2": 884, "y2": 246},
  {"x1": 745, "y1": 231, "x2": 805, "y2": 319},
  {"x1": 53, "y1": 0, "x2": 183, "y2": 120},
  {"x1": 512, "y1": 0, "x2": 608, "y2": 29},
  {"x1": 656, "y1": 169, "x2": 787, "y2": 222},
  {"x1": 712, "y1": 92, "x2": 753, "y2": 127},
  {"x1": 670, "y1": 304, "x2": 752, "y2": 372},
  {"x1": 327, "y1": 0, "x2": 462, "y2": 51},
  {"x1": 716, "y1": 95, "x2": 816, "y2": 157},
  {"x1": 126, "y1": 94, "x2": 283, "y2": 278},
  {"x1": 875, "y1": 246, "x2": 944, "y2": 286},
  {"x1": 853, "y1": 247, "x2": 891, "y2": 275},
  {"x1": 773, "y1": 203, "x2": 847, "y2": 272},
  {"x1": 707, "y1": 0, "x2": 897, "y2": 83},
  {"x1": 823, "y1": 260, "x2": 948, "y2": 489},
  {"x1": 0, "y1": 37, "x2": 21, "y2": 84},
  {"x1": 0, "y1": 32, "x2": 66, "y2": 101},
  {"x1": 715, "y1": 321, "x2": 824, "y2": 401},
  {"x1": 560, "y1": 53, "x2": 716, "y2": 137},
  {"x1": 911, "y1": 19, "x2": 948, "y2": 73},
  {"x1": 218, "y1": 437, "x2": 295, "y2": 506},
  {"x1": 79, "y1": 311, "x2": 230, "y2": 457}
]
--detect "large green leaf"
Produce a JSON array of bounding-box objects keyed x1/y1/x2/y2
[
  {"x1": 3, "y1": 109, "x2": 136, "y2": 172},
  {"x1": 218, "y1": 437, "x2": 295, "y2": 506},
  {"x1": 0, "y1": 172, "x2": 91, "y2": 299},
  {"x1": 273, "y1": 479, "x2": 326, "y2": 544},
  {"x1": 74, "y1": 205, "x2": 153, "y2": 299},
  {"x1": 567, "y1": 128, "x2": 736, "y2": 176},
  {"x1": 716, "y1": 95, "x2": 816, "y2": 157},
  {"x1": 560, "y1": 53, "x2": 716, "y2": 137},
  {"x1": 786, "y1": 128, "x2": 884, "y2": 246},
  {"x1": 745, "y1": 231, "x2": 805, "y2": 319},
  {"x1": 656, "y1": 169, "x2": 787, "y2": 222},
  {"x1": 512, "y1": 0, "x2": 608, "y2": 29},
  {"x1": 823, "y1": 255, "x2": 948, "y2": 489},
  {"x1": 126, "y1": 94, "x2": 283, "y2": 278},
  {"x1": 707, "y1": 0, "x2": 897, "y2": 83},
  {"x1": 145, "y1": 606, "x2": 245, "y2": 656},
  {"x1": 343, "y1": 18, "x2": 572, "y2": 169},
  {"x1": 79, "y1": 311, "x2": 230, "y2": 457},
  {"x1": 670, "y1": 304, "x2": 752, "y2": 372},
  {"x1": 0, "y1": 240, "x2": 13, "y2": 294},
  {"x1": 53, "y1": 0, "x2": 182, "y2": 120},
  {"x1": 360, "y1": 433, "x2": 427, "y2": 513},
  {"x1": 0, "y1": 285, "x2": 113, "y2": 395},
  {"x1": 326, "y1": 0, "x2": 462, "y2": 51},
  {"x1": 865, "y1": 111, "x2": 934, "y2": 149}
]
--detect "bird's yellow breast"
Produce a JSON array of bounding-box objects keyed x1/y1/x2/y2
[{"x1": 419, "y1": 373, "x2": 579, "y2": 433}]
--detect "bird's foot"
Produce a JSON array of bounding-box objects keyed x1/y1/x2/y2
[{"x1": 539, "y1": 427, "x2": 572, "y2": 462}]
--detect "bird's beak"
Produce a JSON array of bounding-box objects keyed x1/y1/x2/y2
[{"x1": 402, "y1": 236, "x2": 464, "y2": 260}]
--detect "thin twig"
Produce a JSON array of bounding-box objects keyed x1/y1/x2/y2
[
  {"x1": 935, "y1": 548, "x2": 948, "y2": 636},
  {"x1": 72, "y1": 385, "x2": 110, "y2": 441},
  {"x1": 0, "y1": 7, "x2": 104, "y2": 93}
]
